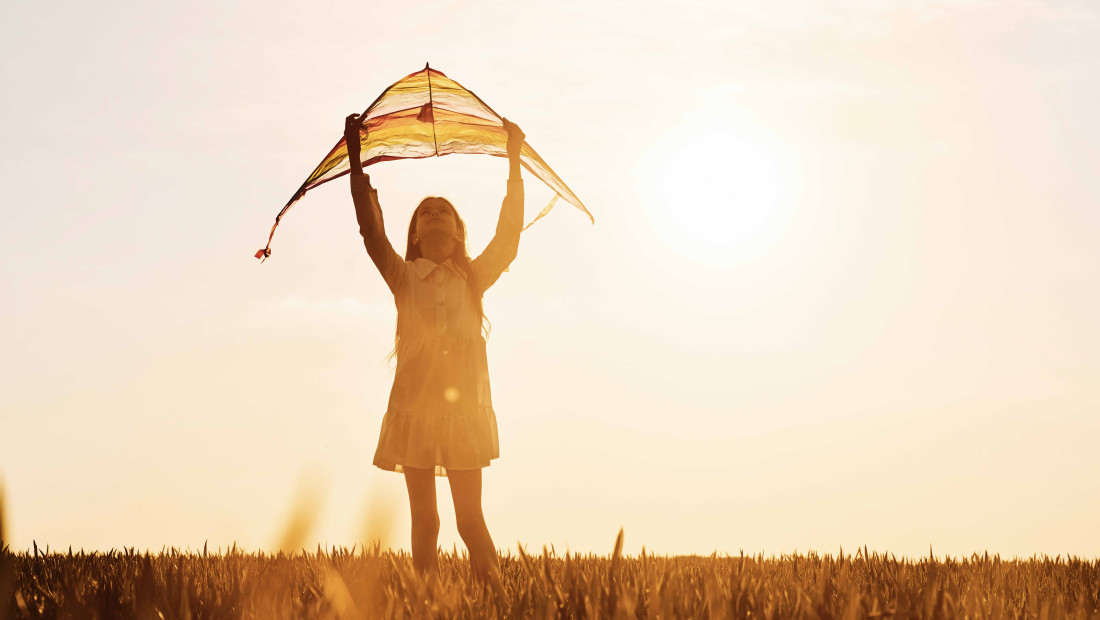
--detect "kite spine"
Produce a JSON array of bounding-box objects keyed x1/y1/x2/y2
[{"x1": 426, "y1": 62, "x2": 440, "y2": 157}]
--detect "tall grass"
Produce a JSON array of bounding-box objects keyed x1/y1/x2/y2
[{"x1": 3, "y1": 531, "x2": 1098, "y2": 619}]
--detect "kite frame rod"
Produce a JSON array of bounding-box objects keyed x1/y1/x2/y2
[{"x1": 426, "y1": 64, "x2": 440, "y2": 157}]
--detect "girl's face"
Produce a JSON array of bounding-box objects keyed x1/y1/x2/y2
[{"x1": 416, "y1": 198, "x2": 458, "y2": 240}]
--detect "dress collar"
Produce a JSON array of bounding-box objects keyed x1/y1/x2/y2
[{"x1": 413, "y1": 257, "x2": 467, "y2": 281}]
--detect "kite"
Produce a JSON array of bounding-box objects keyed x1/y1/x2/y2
[{"x1": 256, "y1": 64, "x2": 593, "y2": 261}]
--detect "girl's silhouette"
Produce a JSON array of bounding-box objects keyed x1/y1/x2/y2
[{"x1": 345, "y1": 113, "x2": 526, "y2": 585}]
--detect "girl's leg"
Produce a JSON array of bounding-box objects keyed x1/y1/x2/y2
[
  {"x1": 403, "y1": 466, "x2": 440, "y2": 576},
  {"x1": 447, "y1": 468, "x2": 500, "y2": 582}
]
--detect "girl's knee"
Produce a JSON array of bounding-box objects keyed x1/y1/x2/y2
[
  {"x1": 413, "y1": 511, "x2": 441, "y2": 535},
  {"x1": 455, "y1": 512, "x2": 486, "y2": 541}
]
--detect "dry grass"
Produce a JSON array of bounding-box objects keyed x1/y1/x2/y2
[{"x1": 2, "y1": 531, "x2": 1098, "y2": 619}]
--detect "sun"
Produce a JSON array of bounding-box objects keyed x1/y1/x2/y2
[{"x1": 646, "y1": 122, "x2": 790, "y2": 263}]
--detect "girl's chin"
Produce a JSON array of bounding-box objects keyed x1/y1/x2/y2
[
  {"x1": 420, "y1": 223, "x2": 447, "y2": 233},
  {"x1": 419, "y1": 231, "x2": 456, "y2": 243}
]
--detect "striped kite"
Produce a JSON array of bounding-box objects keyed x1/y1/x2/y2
[{"x1": 256, "y1": 64, "x2": 593, "y2": 260}]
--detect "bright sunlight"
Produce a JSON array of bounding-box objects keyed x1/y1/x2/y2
[{"x1": 648, "y1": 120, "x2": 790, "y2": 263}]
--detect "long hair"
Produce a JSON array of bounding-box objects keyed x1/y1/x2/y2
[{"x1": 392, "y1": 198, "x2": 489, "y2": 355}]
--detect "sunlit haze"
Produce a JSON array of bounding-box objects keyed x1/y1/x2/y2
[{"x1": 2, "y1": 0, "x2": 1098, "y2": 559}]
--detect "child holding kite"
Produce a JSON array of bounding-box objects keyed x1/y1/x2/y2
[{"x1": 344, "y1": 112, "x2": 526, "y2": 584}]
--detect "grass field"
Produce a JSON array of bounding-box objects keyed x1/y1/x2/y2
[{"x1": 2, "y1": 531, "x2": 1098, "y2": 619}]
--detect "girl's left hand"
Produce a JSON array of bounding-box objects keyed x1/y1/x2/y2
[{"x1": 502, "y1": 118, "x2": 525, "y2": 160}]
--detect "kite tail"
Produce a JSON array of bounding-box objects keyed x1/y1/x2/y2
[
  {"x1": 255, "y1": 188, "x2": 305, "y2": 262},
  {"x1": 254, "y1": 220, "x2": 277, "y2": 262},
  {"x1": 522, "y1": 195, "x2": 559, "y2": 232}
]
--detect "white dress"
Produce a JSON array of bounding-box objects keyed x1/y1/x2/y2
[{"x1": 361, "y1": 179, "x2": 523, "y2": 476}]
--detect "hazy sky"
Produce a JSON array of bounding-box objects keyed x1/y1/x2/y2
[{"x1": 2, "y1": 0, "x2": 1098, "y2": 558}]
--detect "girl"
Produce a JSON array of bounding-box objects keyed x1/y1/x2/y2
[{"x1": 344, "y1": 112, "x2": 526, "y2": 584}]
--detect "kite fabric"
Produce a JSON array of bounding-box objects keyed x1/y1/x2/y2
[{"x1": 256, "y1": 64, "x2": 593, "y2": 260}]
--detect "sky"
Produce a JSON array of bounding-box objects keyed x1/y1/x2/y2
[{"x1": 2, "y1": 0, "x2": 1098, "y2": 559}]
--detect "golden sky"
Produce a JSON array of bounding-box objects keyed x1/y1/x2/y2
[{"x1": 2, "y1": 0, "x2": 1098, "y2": 557}]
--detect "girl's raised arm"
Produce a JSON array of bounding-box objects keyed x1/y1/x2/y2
[
  {"x1": 472, "y1": 119, "x2": 526, "y2": 293},
  {"x1": 346, "y1": 114, "x2": 406, "y2": 294}
]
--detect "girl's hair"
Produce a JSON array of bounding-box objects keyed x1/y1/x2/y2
[{"x1": 397, "y1": 197, "x2": 489, "y2": 347}]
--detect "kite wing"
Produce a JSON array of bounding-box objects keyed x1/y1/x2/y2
[{"x1": 256, "y1": 64, "x2": 592, "y2": 260}]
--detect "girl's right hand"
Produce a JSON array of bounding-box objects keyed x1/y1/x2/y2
[
  {"x1": 345, "y1": 113, "x2": 365, "y2": 175},
  {"x1": 502, "y1": 118, "x2": 525, "y2": 160}
]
